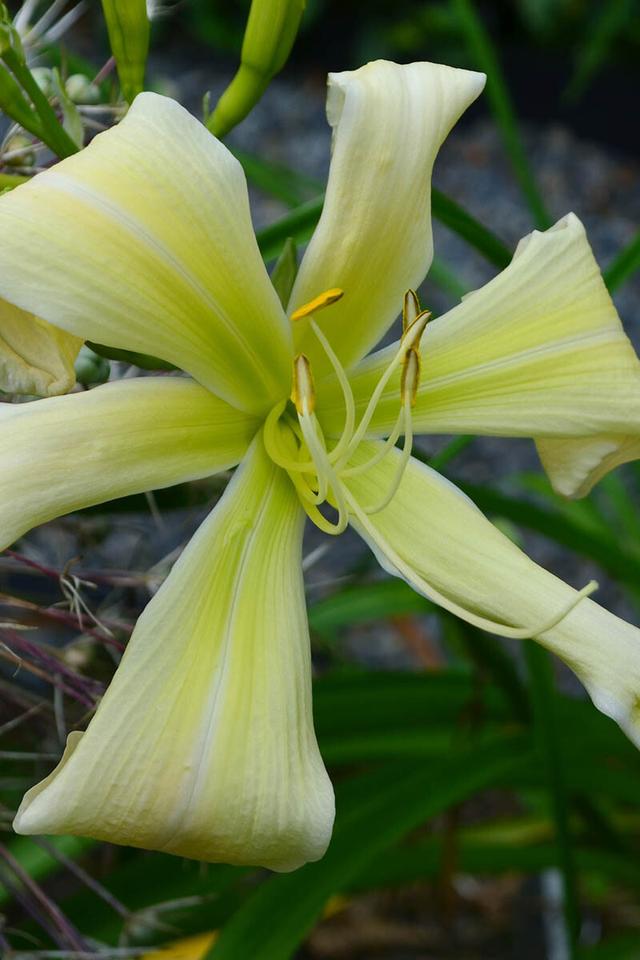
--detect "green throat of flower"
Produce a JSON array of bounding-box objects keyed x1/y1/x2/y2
[{"x1": 264, "y1": 287, "x2": 427, "y2": 537}]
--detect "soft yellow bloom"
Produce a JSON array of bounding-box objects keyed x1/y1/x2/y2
[{"x1": 2, "y1": 60, "x2": 640, "y2": 872}]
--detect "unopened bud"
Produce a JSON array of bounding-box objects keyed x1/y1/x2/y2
[
  {"x1": 65, "y1": 73, "x2": 101, "y2": 104},
  {"x1": 208, "y1": 0, "x2": 305, "y2": 138},
  {"x1": 3, "y1": 133, "x2": 34, "y2": 166},
  {"x1": 291, "y1": 353, "x2": 315, "y2": 417}
]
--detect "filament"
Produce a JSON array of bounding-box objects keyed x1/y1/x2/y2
[
  {"x1": 345, "y1": 486, "x2": 597, "y2": 640},
  {"x1": 336, "y1": 311, "x2": 428, "y2": 471},
  {"x1": 361, "y1": 399, "x2": 414, "y2": 515},
  {"x1": 308, "y1": 318, "x2": 355, "y2": 465},
  {"x1": 341, "y1": 406, "x2": 404, "y2": 477}
]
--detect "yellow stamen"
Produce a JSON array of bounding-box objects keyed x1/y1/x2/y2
[
  {"x1": 291, "y1": 354, "x2": 316, "y2": 417},
  {"x1": 290, "y1": 288, "x2": 344, "y2": 322}
]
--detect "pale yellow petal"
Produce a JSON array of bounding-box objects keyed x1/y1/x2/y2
[
  {"x1": 14, "y1": 435, "x2": 334, "y2": 872},
  {"x1": 0, "y1": 299, "x2": 81, "y2": 396},
  {"x1": 0, "y1": 93, "x2": 292, "y2": 415},
  {"x1": 537, "y1": 434, "x2": 640, "y2": 498},
  {"x1": 321, "y1": 214, "x2": 640, "y2": 446},
  {"x1": 345, "y1": 444, "x2": 640, "y2": 748},
  {"x1": 289, "y1": 60, "x2": 485, "y2": 375},
  {"x1": 0, "y1": 377, "x2": 258, "y2": 549}
]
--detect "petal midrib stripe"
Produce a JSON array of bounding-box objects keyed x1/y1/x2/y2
[{"x1": 44, "y1": 172, "x2": 276, "y2": 394}]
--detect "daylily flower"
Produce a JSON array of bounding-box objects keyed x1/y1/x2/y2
[{"x1": 2, "y1": 59, "x2": 640, "y2": 872}]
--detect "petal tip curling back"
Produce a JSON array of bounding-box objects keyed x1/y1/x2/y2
[{"x1": 289, "y1": 59, "x2": 486, "y2": 377}]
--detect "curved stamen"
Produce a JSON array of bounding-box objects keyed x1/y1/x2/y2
[
  {"x1": 361, "y1": 346, "x2": 420, "y2": 514},
  {"x1": 308, "y1": 318, "x2": 356, "y2": 465},
  {"x1": 362, "y1": 398, "x2": 413, "y2": 515},
  {"x1": 345, "y1": 486, "x2": 598, "y2": 639},
  {"x1": 336, "y1": 310, "x2": 430, "y2": 471},
  {"x1": 341, "y1": 406, "x2": 404, "y2": 477},
  {"x1": 297, "y1": 411, "x2": 349, "y2": 533}
]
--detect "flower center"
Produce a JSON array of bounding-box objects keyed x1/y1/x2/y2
[{"x1": 264, "y1": 288, "x2": 431, "y2": 535}]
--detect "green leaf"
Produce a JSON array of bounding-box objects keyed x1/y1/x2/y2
[
  {"x1": 432, "y1": 187, "x2": 512, "y2": 269},
  {"x1": 604, "y1": 229, "x2": 640, "y2": 293},
  {"x1": 270, "y1": 237, "x2": 298, "y2": 306},
  {"x1": 233, "y1": 148, "x2": 318, "y2": 207},
  {"x1": 209, "y1": 736, "x2": 530, "y2": 960},
  {"x1": 256, "y1": 195, "x2": 324, "y2": 262},
  {"x1": 309, "y1": 579, "x2": 432, "y2": 640},
  {"x1": 428, "y1": 255, "x2": 468, "y2": 298},
  {"x1": 451, "y1": 0, "x2": 552, "y2": 229},
  {"x1": 564, "y1": 0, "x2": 636, "y2": 103}
]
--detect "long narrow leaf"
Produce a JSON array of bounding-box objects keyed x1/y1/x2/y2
[
  {"x1": 604, "y1": 229, "x2": 640, "y2": 293},
  {"x1": 451, "y1": 0, "x2": 552, "y2": 229}
]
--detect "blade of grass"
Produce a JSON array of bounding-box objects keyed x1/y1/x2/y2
[
  {"x1": 432, "y1": 186, "x2": 512, "y2": 268},
  {"x1": 604, "y1": 229, "x2": 640, "y2": 293},
  {"x1": 256, "y1": 194, "x2": 323, "y2": 262},
  {"x1": 451, "y1": 0, "x2": 552, "y2": 229},
  {"x1": 232, "y1": 147, "x2": 320, "y2": 207},
  {"x1": 564, "y1": 0, "x2": 636, "y2": 103}
]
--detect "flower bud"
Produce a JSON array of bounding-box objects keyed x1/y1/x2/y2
[
  {"x1": 3, "y1": 133, "x2": 34, "y2": 166},
  {"x1": 209, "y1": 0, "x2": 305, "y2": 138},
  {"x1": 65, "y1": 73, "x2": 101, "y2": 105},
  {"x1": 101, "y1": 0, "x2": 150, "y2": 103}
]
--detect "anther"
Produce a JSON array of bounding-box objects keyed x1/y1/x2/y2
[
  {"x1": 291, "y1": 287, "x2": 344, "y2": 322},
  {"x1": 402, "y1": 289, "x2": 421, "y2": 334},
  {"x1": 401, "y1": 348, "x2": 421, "y2": 407},
  {"x1": 291, "y1": 354, "x2": 316, "y2": 416}
]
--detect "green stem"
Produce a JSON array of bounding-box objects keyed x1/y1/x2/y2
[
  {"x1": 2, "y1": 48, "x2": 77, "y2": 158},
  {"x1": 525, "y1": 643, "x2": 580, "y2": 957}
]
